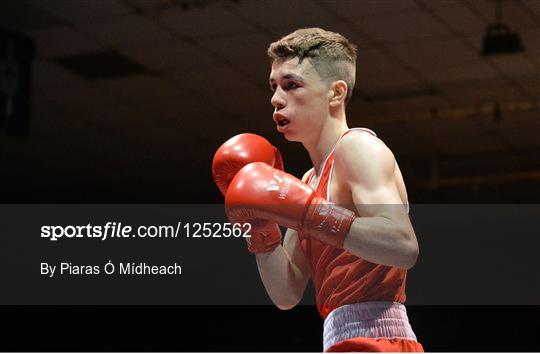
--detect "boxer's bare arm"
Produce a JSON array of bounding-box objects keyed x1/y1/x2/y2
[
  {"x1": 255, "y1": 228, "x2": 310, "y2": 310},
  {"x1": 335, "y1": 132, "x2": 419, "y2": 269},
  {"x1": 253, "y1": 170, "x2": 313, "y2": 310}
]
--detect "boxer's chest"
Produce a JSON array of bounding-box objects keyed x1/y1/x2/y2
[{"x1": 308, "y1": 162, "x2": 358, "y2": 216}]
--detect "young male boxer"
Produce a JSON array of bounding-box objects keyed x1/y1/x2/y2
[{"x1": 213, "y1": 28, "x2": 423, "y2": 352}]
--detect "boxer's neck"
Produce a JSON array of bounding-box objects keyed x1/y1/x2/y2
[{"x1": 304, "y1": 115, "x2": 349, "y2": 176}]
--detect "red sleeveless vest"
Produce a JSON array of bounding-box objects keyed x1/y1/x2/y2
[{"x1": 301, "y1": 128, "x2": 407, "y2": 319}]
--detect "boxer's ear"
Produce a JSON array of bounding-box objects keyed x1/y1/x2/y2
[{"x1": 329, "y1": 80, "x2": 347, "y2": 107}]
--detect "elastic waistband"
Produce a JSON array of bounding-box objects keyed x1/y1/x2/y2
[{"x1": 323, "y1": 302, "x2": 417, "y2": 351}]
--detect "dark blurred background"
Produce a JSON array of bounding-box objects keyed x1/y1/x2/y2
[{"x1": 1, "y1": 0, "x2": 539, "y2": 351}]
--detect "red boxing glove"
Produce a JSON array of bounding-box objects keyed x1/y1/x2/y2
[
  {"x1": 243, "y1": 221, "x2": 282, "y2": 254},
  {"x1": 212, "y1": 133, "x2": 283, "y2": 254},
  {"x1": 212, "y1": 133, "x2": 283, "y2": 196},
  {"x1": 226, "y1": 162, "x2": 356, "y2": 249}
]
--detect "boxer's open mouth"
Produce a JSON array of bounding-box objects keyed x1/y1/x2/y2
[{"x1": 273, "y1": 113, "x2": 289, "y2": 127}]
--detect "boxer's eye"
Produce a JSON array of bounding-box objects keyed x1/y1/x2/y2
[{"x1": 286, "y1": 82, "x2": 299, "y2": 90}]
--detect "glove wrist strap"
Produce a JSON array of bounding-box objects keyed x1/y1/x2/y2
[
  {"x1": 304, "y1": 197, "x2": 356, "y2": 248},
  {"x1": 247, "y1": 222, "x2": 281, "y2": 254}
]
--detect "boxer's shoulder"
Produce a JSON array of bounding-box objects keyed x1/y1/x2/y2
[
  {"x1": 334, "y1": 130, "x2": 396, "y2": 187},
  {"x1": 341, "y1": 128, "x2": 384, "y2": 146},
  {"x1": 335, "y1": 129, "x2": 391, "y2": 165}
]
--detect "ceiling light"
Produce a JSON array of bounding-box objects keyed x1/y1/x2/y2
[{"x1": 482, "y1": 0, "x2": 524, "y2": 56}]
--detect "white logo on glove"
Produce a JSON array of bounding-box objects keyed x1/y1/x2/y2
[{"x1": 267, "y1": 173, "x2": 291, "y2": 199}]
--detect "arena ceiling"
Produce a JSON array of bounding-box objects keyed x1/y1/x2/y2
[{"x1": 1, "y1": 0, "x2": 539, "y2": 201}]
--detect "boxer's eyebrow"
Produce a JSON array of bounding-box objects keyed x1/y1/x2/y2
[
  {"x1": 269, "y1": 73, "x2": 304, "y2": 85},
  {"x1": 283, "y1": 74, "x2": 304, "y2": 82}
]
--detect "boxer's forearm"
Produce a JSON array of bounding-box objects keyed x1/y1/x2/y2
[
  {"x1": 255, "y1": 246, "x2": 306, "y2": 310},
  {"x1": 342, "y1": 216, "x2": 418, "y2": 269}
]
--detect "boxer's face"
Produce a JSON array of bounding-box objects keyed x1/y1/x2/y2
[{"x1": 269, "y1": 57, "x2": 331, "y2": 142}]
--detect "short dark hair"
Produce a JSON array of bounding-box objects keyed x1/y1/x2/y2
[{"x1": 268, "y1": 28, "x2": 357, "y2": 104}]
